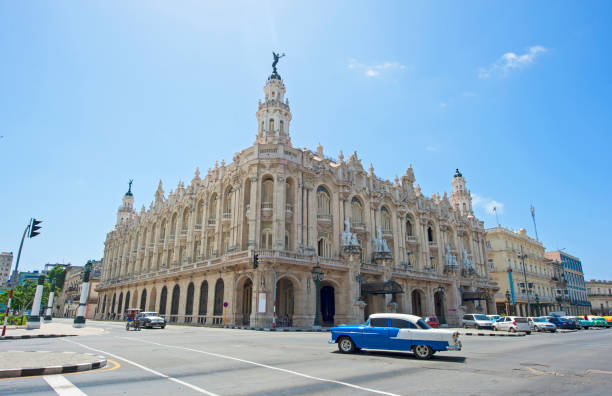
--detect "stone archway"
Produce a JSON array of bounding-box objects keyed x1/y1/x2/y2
[
  {"x1": 140, "y1": 289, "x2": 147, "y2": 311},
  {"x1": 185, "y1": 282, "x2": 195, "y2": 323},
  {"x1": 170, "y1": 285, "x2": 180, "y2": 321},
  {"x1": 102, "y1": 295, "x2": 107, "y2": 315},
  {"x1": 198, "y1": 280, "x2": 208, "y2": 324},
  {"x1": 434, "y1": 290, "x2": 445, "y2": 324},
  {"x1": 320, "y1": 284, "x2": 335, "y2": 326},
  {"x1": 411, "y1": 289, "x2": 424, "y2": 317},
  {"x1": 118, "y1": 292, "x2": 124, "y2": 317},
  {"x1": 125, "y1": 291, "x2": 131, "y2": 311},
  {"x1": 111, "y1": 293, "x2": 116, "y2": 315},
  {"x1": 276, "y1": 278, "x2": 295, "y2": 327},
  {"x1": 213, "y1": 279, "x2": 224, "y2": 318},
  {"x1": 241, "y1": 279, "x2": 253, "y2": 325},
  {"x1": 159, "y1": 286, "x2": 168, "y2": 315}
]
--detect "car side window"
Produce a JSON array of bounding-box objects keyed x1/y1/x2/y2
[
  {"x1": 370, "y1": 318, "x2": 389, "y2": 327},
  {"x1": 390, "y1": 319, "x2": 411, "y2": 329},
  {"x1": 462, "y1": 315, "x2": 470, "y2": 320}
]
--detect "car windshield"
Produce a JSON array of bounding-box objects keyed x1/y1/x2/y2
[
  {"x1": 533, "y1": 318, "x2": 546, "y2": 322},
  {"x1": 474, "y1": 315, "x2": 489, "y2": 320},
  {"x1": 143, "y1": 312, "x2": 158, "y2": 317},
  {"x1": 416, "y1": 319, "x2": 431, "y2": 329}
]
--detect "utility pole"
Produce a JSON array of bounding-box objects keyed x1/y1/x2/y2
[
  {"x1": 518, "y1": 245, "x2": 531, "y2": 316},
  {"x1": 2, "y1": 218, "x2": 43, "y2": 336}
]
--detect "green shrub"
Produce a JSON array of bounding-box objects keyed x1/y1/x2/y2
[{"x1": 0, "y1": 315, "x2": 27, "y2": 326}]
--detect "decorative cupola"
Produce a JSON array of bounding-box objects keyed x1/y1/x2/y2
[
  {"x1": 450, "y1": 168, "x2": 473, "y2": 215},
  {"x1": 116, "y1": 180, "x2": 136, "y2": 226},
  {"x1": 255, "y1": 52, "x2": 292, "y2": 146}
]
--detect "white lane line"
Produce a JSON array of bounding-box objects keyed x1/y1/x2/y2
[
  {"x1": 120, "y1": 336, "x2": 400, "y2": 396},
  {"x1": 62, "y1": 339, "x2": 218, "y2": 396},
  {"x1": 44, "y1": 375, "x2": 87, "y2": 396}
]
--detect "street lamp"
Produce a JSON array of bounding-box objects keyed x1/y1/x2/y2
[
  {"x1": 518, "y1": 246, "x2": 531, "y2": 316},
  {"x1": 505, "y1": 290, "x2": 512, "y2": 315},
  {"x1": 436, "y1": 285, "x2": 446, "y2": 325},
  {"x1": 311, "y1": 263, "x2": 324, "y2": 327}
]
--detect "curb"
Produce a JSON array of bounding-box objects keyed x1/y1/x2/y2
[
  {"x1": 0, "y1": 352, "x2": 107, "y2": 379},
  {"x1": 0, "y1": 334, "x2": 77, "y2": 341},
  {"x1": 223, "y1": 325, "x2": 330, "y2": 332},
  {"x1": 462, "y1": 332, "x2": 526, "y2": 337}
]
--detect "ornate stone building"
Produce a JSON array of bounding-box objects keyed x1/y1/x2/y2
[
  {"x1": 96, "y1": 65, "x2": 497, "y2": 327},
  {"x1": 586, "y1": 280, "x2": 612, "y2": 315}
]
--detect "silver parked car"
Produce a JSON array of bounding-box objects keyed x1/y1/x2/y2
[
  {"x1": 462, "y1": 314, "x2": 494, "y2": 329},
  {"x1": 493, "y1": 316, "x2": 531, "y2": 334}
]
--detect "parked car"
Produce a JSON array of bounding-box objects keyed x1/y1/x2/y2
[
  {"x1": 136, "y1": 312, "x2": 166, "y2": 329},
  {"x1": 570, "y1": 316, "x2": 593, "y2": 329},
  {"x1": 562, "y1": 317, "x2": 585, "y2": 329},
  {"x1": 587, "y1": 316, "x2": 609, "y2": 328},
  {"x1": 462, "y1": 314, "x2": 494, "y2": 329},
  {"x1": 487, "y1": 315, "x2": 502, "y2": 322},
  {"x1": 424, "y1": 316, "x2": 440, "y2": 328},
  {"x1": 493, "y1": 316, "x2": 531, "y2": 333},
  {"x1": 329, "y1": 313, "x2": 462, "y2": 360},
  {"x1": 547, "y1": 316, "x2": 578, "y2": 330},
  {"x1": 528, "y1": 317, "x2": 556, "y2": 332},
  {"x1": 603, "y1": 316, "x2": 612, "y2": 326}
]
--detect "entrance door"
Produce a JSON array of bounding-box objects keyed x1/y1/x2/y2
[
  {"x1": 242, "y1": 279, "x2": 252, "y2": 325},
  {"x1": 320, "y1": 285, "x2": 335, "y2": 325}
]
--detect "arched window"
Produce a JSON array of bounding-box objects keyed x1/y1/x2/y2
[
  {"x1": 196, "y1": 200, "x2": 204, "y2": 225},
  {"x1": 261, "y1": 121, "x2": 264, "y2": 132},
  {"x1": 261, "y1": 229, "x2": 272, "y2": 249},
  {"x1": 427, "y1": 223, "x2": 435, "y2": 243},
  {"x1": 317, "y1": 186, "x2": 331, "y2": 217},
  {"x1": 318, "y1": 237, "x2": 331, "y2": 258},
  {"x1": 381, "y1": 207, "x2": 392, "y2": 232},
  {"x1": 140, "y1": 289, "x2": 147, "y2": 311},
  {"x1": 117, "y1": 292, "x2": 124, "y2": 315},
  {"x1": 223, "y1": 187, "x2": 233, "y2": 215},
  {"x1": 285, "y1": 179, "x2": 294, "y2": 207},
  {"x1": 185, "y1": 283, "x2": 194, "y2": 316},
  {"x1": 182, "y1": 208, "x2": 190, "y2": 232},
  {"x1": 280, "y1": 120, "x2": 284, "y2": 133},
  {"x1": 262, "y1": 178, "x2": 274, "y2": 207},
  {"x1": 351, "y1": 197, "x2": 363, "y2": 225},
  {"x1": 171, "y1": 213, "x2": 177, "y2": 237},
  {"x1": 102, "y1": 295, "x2": 107, "y2": 313},
  {"x1": 213, "y1": 279, "x2": 224, "y2": 316},
  {"x1": 125, "y1": 291, "x2": 131, "y2": 310},
  {"x1": 462, "y1": 203, "x2": 467, "y2": 212},
  {"x1": 269, "y1": 119, "x2": 275, "y2": 132},
  {"x1": 405, "y1": 215, "x2": 414, "y2": 237},
  {"x1": 160, "y1": 219, "x2": 166, "y2": 240},
  {"x1": 199, "y1": 281, "x2": 208, "y2": 316},
  {"x1": 208, "y1": 194, "x2": 217, "y2": 221},
  {"x1": 170, "y1": 285, "x2": 180, "y2": 317}
]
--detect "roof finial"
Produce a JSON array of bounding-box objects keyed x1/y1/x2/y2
[{"x1": 125, "y1": 179, "x2": 134, "y2": 196}]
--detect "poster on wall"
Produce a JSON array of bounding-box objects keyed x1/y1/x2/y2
[{"x1": 258, "y1": 292, "x2": 267, "y2": 313}]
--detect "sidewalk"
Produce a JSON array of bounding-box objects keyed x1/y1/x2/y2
[
  {"x1": 1, "y1": 320, "x2": 106, "y2": 340},
  {"x1": 0, "y1": 351, "x2": 106, "y2": 378}
]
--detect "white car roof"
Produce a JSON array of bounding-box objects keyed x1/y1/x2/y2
[{"x1": 369, "y1": 313, "x2": 423, "y2": 322}]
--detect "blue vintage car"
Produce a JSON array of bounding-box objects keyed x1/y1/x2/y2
[{"x1": 329, "y1": 313, "x2": 462, "y2": 359}]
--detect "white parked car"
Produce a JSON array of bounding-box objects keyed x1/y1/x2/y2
[
  {"x1": 528, "y1": 317, "x2": 556, "y2": 332},
  {"x1": 493, "y1": 316, "x2": 531, "y2": 334},
  {"x1": 462, "y1": 314, "x2": 494, "y2": 329}
]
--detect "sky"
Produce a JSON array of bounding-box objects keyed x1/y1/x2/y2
[{"x1": 1, "y1": 1, "x2": 611, "y2": 280}]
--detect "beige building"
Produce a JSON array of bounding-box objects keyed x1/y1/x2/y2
[
  {"x1": 587, "y1": 280, "x2": 612, "y2": 315},
  {"x1": 96, "y1": 66, "x2": 497, "y2": 327},
  {"x1": 54, "y1": 266, "x2": 83, "y2": 318},
  {"x1": 486, "y1": 226, "x2": 562, "y2": 316}
]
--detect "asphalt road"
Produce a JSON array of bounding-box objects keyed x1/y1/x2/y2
[{"x1": 1, "y1": 319, "x2": 611, "y2": 395}]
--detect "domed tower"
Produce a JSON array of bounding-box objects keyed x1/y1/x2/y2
[
  {"x1": 116, "y1": 180, "x2": 136, "y2": 226},
  {"x1": 450, "y1": 169, "x2": 473, "y2": 216},
  {"x1": 255, "y1": 53, "x2": 292, "y2": 146}
]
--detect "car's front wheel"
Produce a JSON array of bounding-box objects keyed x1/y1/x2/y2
[
  {"x1": 413, "y1": 345, "x2": 433, "y2": 360},
  {"x1": 337, "y1": 336, "x2": 356, "y2": 354},
  {"x1": 534, "y1": 326, "x2": 540, "y2": 332}
]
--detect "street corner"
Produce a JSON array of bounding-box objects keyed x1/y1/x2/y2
[{"x1": 0, "y1": 351, "x2": 107, "y2": 379}]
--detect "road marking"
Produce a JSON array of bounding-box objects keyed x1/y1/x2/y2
[
  {"x1": 63, "y1": 339, "x2": 218, "y2": 396},
  {"x1": 121, "y1": 336, "x2": 400, "y2": 396},
  {"x1": 43, "y1": 375, "x2": 87, "y2": 396}
]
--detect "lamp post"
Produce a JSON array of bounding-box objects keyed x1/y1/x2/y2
[
  {"x1": 505, "y1": 290, "x2": 512, "y2": 315},
  {"x1": 436, "y1": 285, "x2": 446, "y2": 325},
  {"x1": 311, "y1": 262, "x2": 324, "y2": 328},
  {"x1": 518, "y1": 246, "x2": 531, "y2": 317}
]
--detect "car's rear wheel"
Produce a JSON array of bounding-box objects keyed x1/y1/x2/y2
[
  {"x1": 337, "y1": 336, "x2": 356, "y2": 354},
  {"x1": 510, "y1": 327, "x2": 516, "y2": 333},
  {"x1": 413, "y1": 345, "x2": 433, "y2": 360},
  {"x1": 526, "y1": 331, "x2": 531, "y2": 335}
]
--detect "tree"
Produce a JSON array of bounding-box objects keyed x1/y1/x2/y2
[
  {"x1": 0, "y1": 279, "x2": 61, "y2": 314},
  {"x1": 47, "y1": 265, "x2": 66, "y2": 290}
]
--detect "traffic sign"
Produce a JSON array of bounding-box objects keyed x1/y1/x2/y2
[{"x1": 223, "y1": 302, "x2": 229, "y2": 308}]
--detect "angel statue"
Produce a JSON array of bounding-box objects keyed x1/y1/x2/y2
[{"x1": 272, "y1": 52, "x2": 285, "y2": 74}]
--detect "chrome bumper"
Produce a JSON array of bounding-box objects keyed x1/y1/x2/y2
[{"x1": 447, "y1": 341, "x2": 462, "y2": 351}]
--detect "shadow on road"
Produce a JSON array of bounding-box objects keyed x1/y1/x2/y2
[{"x1": 331, "y1": 350, "x2": 467, "y2": 363}]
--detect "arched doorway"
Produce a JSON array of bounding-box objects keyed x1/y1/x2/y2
[
  {"x1": 411, "y1": 289, "x2": 424, "y2": 317},
  {"x1": 149, "y1": 287, "x2": 157, "y2": 312},
  {"x1": 213, "y1": 279, "x2": 224, "y2": 323},
  {"x1": 434, "y1": 290, "x2": 445, "y2": 324},
  {"x1": 140, "y1": 289, "x2": 147, "y2": 311},
  {"x1": 241, "y1": 279, "x2": 252, "y2": 325},
  {"x1": 125, "y1": 291, "x2": 131, "y2": 310},
  {"x1": 320, "y1": 285, "x2": 335, "y2": 325},
  {"x1": 159, "y1": 286, "x2": 168, "y2": 315},
  {"x1": 276, "y1": 278, "x2": 294, "y2": 327},
  {"x1": 170, "y1": 285, "x2": 180, "y2": 321},
  {"x1": 102, "y1": 295, "x2": 107, "y2": 315},
  {"x1": 198, "y1": 281, "x2": 208, "y2": 324},
  {"x1": 111, "y1": 293, "x2": 116, "y2": 315},
  {"x1": 117, "y1": 292, "x2": 124, "y2": 318},
  {"x1": 185, "y1": 283, "x2": 195, "y2": 323}
]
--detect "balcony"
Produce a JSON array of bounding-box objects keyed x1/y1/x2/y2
[
  {"x1": 317, "y1": 214, "x2": 332, "y2": 221},
  {"x1": 194, "y1": 224, "x2": 202, "y2": 232},
  {"x1": 261, "y1": 202, "x2": 273, "y2": 210},
  {"x1": 207, "y1": 219, "x2": 216, "y2": 227},
  {"x1": 428, "y1": 241, "x2": 437, "y2": 249},
  {"x1": 222, "y1": 212, "x2": 232, "y2": 222},
  {"x1": 405, "y1": 236, "x2": 417, "y2": 243}
]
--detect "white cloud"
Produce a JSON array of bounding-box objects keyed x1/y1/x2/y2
[
  {"x1": 439, "y1": 102, "x2": 447, "y2": 109},
  {"x1": 425, "y1": 145, "x2": 438, "y2": 152},
  {"x1": 348, "y1": 58, "x2": 406, "y2": 78},
  {"x1": 479, "y1": 46, "x2": 547, "y2": 79},
  {"x1": 472, "y1": 193, "x2": 504, "y2": 214}
]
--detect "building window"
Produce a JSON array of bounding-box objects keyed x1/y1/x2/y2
[
  {"x1": 261, "y1": 229, "x2": 272, "y2": 249},
  {"x1": 351, "y1": 197, "x2": 363, "y2": 225},
  {"x1": 318, "y1": 237, "x2": 331, "y2": 258},
  {"x1": 381, "y1": 207, "x2": 391, "y2": 232},
  {"x1": 317, "y1": 186, "x2": 331, "y2": 217}
]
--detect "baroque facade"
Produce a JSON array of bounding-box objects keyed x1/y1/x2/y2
[
  {"x1": 96, "y1": 66, "x2": 497, "y2": 327},
  {"x1": 586, "y1": 280, "x2": 612, "y2": 315}
]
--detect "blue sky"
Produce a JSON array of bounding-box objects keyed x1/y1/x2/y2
[{"x1": 1, "y1": 1, "x2": 611, "y2": 280}]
